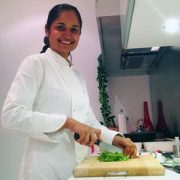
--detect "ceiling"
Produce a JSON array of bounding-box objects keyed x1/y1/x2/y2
[
  {"x1": 96, "y1": 0, "x2": 180, "y2": 77},
  {"x1": 127, "y1": 0, "x2": 180, "y2": 48}
]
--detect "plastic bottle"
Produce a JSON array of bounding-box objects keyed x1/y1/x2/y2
[{"x1": 118, "y1": 109, "x2": 127, "y2": 133}]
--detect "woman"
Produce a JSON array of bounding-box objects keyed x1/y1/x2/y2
[{"x1": 1, "y1": 4, "x2": 137, "y2": 180}]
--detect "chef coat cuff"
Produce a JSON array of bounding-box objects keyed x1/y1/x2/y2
[
  {"x1": 101, "y1": 128, "x2": 124, "y2": 145},
  {"x1": 31, "y1": 112, "x2": 67, "y2": 134},
  {"x1": 41, "y1": 114, "x2": 67, "y2": 133},
  {"x1": 32, "y1": 114, "x2": 67, "y2": 143}
]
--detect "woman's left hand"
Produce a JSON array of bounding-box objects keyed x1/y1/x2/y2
[{"x1": 112, "y1": 135, "x2": 138, "y2": 158}]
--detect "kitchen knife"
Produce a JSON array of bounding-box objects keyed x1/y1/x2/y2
[{"x1": 74, "y1": 133, "x2": 123, "y2": 152}]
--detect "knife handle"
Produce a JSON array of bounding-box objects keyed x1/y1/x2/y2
[{"x1": 74, "y1": 133, "x2": 100, "y2": 145}]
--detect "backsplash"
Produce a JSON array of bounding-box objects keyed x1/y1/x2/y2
[{"x1": 149, "y1": 47, "x2": 180, "y2": 136}]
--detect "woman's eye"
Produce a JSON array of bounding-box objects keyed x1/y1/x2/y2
[
  {"x1": 57, "y1": 25, "x2": 65, "y2": 31},
  {"x1": 71, "y1": 28, "x2": 79, "y2": 34}
]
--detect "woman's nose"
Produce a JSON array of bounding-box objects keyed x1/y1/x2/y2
[{"x1": 63, "y1": 29, "x2": 72, "y2": 39}]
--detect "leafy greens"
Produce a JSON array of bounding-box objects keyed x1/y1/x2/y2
[{"x1": 98, "y1": 151, "x2": 130, "y2": 162}]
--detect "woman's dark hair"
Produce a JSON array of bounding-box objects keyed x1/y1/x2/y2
[{"x1": 40, "y1": 4, "x2": 82, "y2": 53}]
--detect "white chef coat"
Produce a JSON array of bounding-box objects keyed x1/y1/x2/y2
[{"x1": 1, "y1": 48, "x2": 119, "y2": 180}]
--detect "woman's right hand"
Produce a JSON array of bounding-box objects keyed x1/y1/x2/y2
[{"x1": 63, "y1": 117, "x2": 102, "y2": 146}]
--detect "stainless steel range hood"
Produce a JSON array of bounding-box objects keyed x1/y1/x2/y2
[
  {"x1": 96, "y1": 0, "x2": 180, "y2": 77},
  {"x1": 97, "y1": 14, "x2": 166, "y2": 76}
]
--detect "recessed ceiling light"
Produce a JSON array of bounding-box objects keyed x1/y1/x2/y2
[{"x1": 163, "y1": 19, "x2": 180, "y2": 33}]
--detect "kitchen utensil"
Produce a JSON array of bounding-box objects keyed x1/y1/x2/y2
[
  {"x1": 74, "y1": 133, "x2": 123, "y2": 152},
  {"x1": 154, "y1": 150, "x2": 173, "y2": 159},
  {"x1": 173, "y1": 166, "x2": 180, "y2": 174},
  {"x1": 73, "y1": 155, "x2": 165, "y2": 177}
]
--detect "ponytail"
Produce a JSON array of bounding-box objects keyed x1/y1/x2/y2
[{"x1": 40, "y1": 36, "x2": 49, "y2": 53}]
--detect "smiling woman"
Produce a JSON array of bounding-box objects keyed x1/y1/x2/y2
[
  {"x1": 41, "y1": 4, "x2": 82, "y2": 59},
  {"x1": 46, "y1": 10, "x2": 80, "y2": 58},
  {"x1": 1, "y1": 2, "x2": 137, "y2": 180}
]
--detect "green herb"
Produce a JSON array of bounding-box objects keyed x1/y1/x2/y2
[{"x1": 98, "y1": 151, "x2": 130, "y2": 162}]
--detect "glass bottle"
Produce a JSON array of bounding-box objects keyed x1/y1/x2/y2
[{"x1": 143, "y1": 101, "x2": 155, "y2": 131}]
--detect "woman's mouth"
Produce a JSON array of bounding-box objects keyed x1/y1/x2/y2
[{"x1": 58, "y1": 39, "x2": 72, "y2": 45}]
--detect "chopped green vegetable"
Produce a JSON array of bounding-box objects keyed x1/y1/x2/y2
[{"x1": 98, "y1": 151, "x2": 130, "y2": 162}]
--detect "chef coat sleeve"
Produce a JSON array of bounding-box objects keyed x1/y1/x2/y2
[
  {"x1": 85, "y1": 103, "x2": 123, "y2": 145},
  {"x1": 75, "y1": 71, "x2": 123, "y2": 145},
  {"x1": 1, "y1": 56, "x2": 66, "y2": 142}
]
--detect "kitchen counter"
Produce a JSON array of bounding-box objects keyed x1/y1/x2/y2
[
  {"x1": 68, "y1": 169, "x2": 180, "y2": 180},
  {"x1": 69, "y1": 144, "x2": 180, "y2": 180}
]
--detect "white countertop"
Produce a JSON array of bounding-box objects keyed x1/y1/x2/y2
[{"x1": 68, "y1": 169, "x2": 180, "y2": 180}]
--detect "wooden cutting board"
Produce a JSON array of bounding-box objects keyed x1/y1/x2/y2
[{"x1": 73, "y1": 155, "x2": 165, "y2": 177}]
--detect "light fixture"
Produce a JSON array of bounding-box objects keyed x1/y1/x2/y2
[
  {"x1": 163, "y1": 18, "x2": 180, "y2": 33},
  {"x1": 151, "y1": 47, "x2": 160, "y2": 51}
]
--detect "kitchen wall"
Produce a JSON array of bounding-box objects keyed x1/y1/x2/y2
[
  {"x1": 0, "y1": 0, "x2": 101, "y2": 179},
  {"x1": 0, "y1": 129, "x2": 26, "y2": 179},
  {"x1": 149, "y1": 47, "x2": 180, "y2": 136},
  {"x1": 108, "y1": 47, "x2": 180, "y2": 136},
  {"x1": 108, "y1": 75, "x2": 152, "y2": 130}
]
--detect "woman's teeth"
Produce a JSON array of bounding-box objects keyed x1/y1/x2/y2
[{"x1": 61, "y1": 40, "x2": 71, "y2": 44}]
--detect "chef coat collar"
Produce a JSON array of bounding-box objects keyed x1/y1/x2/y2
[{"x1": 46, "y1": 48, "x2": 72, "y2": 67}]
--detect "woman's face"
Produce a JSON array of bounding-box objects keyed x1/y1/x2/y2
[{"x1": 46, "y1": 10, "x2": 81, "y2": 59}]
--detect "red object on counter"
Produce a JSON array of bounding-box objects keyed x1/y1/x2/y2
[{"x1": 143, "y1": 101, "x2": 155, "y2": 131}]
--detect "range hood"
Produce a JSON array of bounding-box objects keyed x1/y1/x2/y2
[{"x1": 96, "y1": 0, "x2": 180, "y2": 77}]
